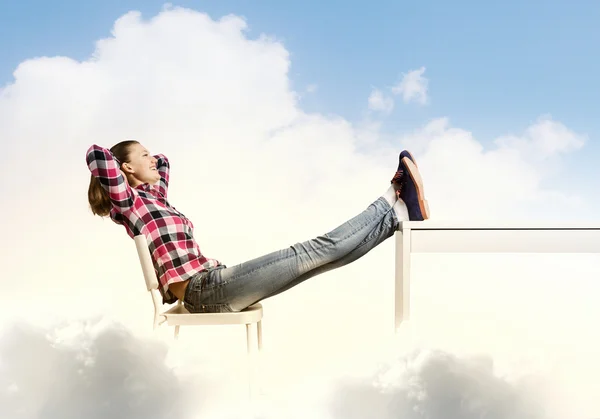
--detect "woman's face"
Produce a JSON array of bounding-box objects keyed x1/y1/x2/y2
[{"x1": 121, "y1": 143, "x2": 160, "y2": 186}]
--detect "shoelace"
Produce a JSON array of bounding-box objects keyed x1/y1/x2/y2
[
  {"x1": 391, "y1": 169, "x2": 404, "y2": 198},
  {"x1": 390, "y1": 169, "x2": 404, "y2": 184}
]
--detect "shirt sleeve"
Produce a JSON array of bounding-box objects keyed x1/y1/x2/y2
[
  {"x1": 86, "y1": 144, "x2": 135, "y2": 212},
  {"x1": 153, "y1": 154, "x2": 170, "y2": 198}
]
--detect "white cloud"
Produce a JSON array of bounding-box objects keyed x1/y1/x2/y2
[
  {"x1": 392, "y1": 66, "x2": 429, "y2": 105},
  {"x1": 0, "y1": 318, "x2": 573, "y2": 419},
  {"x1": 495, "y1": 114, "x2": 586, "y2": 159},
  {"x1": 0, "y1": 319, "x2": 187, "y2": 419},
  {"x1": 306, "y1": 83, "x2": 318, "y2": 93},
  {"x1": 367, "y1": 88, "x2": 394, "y2": 113},
  {"x1": 327, "y1": 349, "x2": 553, "y2": 419},
  {"x1": 0, "y1": 6, "x2": 598, "y2": 418},
  {"x1": 394, "y1": 116, "x2": 589, "y2": 221}
]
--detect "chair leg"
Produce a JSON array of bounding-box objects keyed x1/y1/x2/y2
[
  {"x1": 257, "y1": 320, "x2": 263, "y2": 351},
  {"x1": 255, "y1": 320, "x2": 263, "y2": 396},
  {"x1": 174, "y1": 325, "x2": 180, "y2": 340},
  {"x1": 246, "y1": 323, "x2": 251, "y2": 354},
  {"x1": 245, "y1": 323, "x2": 254, "y2": 400}
]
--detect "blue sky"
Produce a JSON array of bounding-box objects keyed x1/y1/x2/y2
[{"x1": 2, "y1": 0, "x2": 598, "y2": 192}]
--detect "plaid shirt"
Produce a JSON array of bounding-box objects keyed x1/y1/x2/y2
[{"x1": 86, "y1": 144, "x2": 221, "y2": 304}]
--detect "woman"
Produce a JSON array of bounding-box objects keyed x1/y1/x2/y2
[{"x1": 86, "y1": 141, "x2": 429, "y2": 313}]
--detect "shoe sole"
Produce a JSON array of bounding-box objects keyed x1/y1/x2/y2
[
  {"x1": 402, "y1": 156, "x2": 429, "y2": 220},
  {"x1": 403, "y1": 150, "x2": 418, "y2": 168},
  {"x1": 392, "y1": 150, "x2": 418, "y2": 185}
]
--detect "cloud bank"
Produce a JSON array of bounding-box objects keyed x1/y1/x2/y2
[
  {"x1": 0, "y1": 319, "x2": 561, "y2": 419},
  {"x1": 0, "y1": 319, "x2": 185, "y2": 419},
  {"x1": 328, "y1": 350, "x2": 552, "y2": 419}
]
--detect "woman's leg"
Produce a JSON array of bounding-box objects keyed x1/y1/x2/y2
[
  {"x1": 262, "y1": 199, "x2": 408, "y2": 299},
  {"x1": 183, "y1": 195, "x2": 401, "y2": 313},
  {"x1": 183, "y1": 149, "x2": 428, "y2": 313}
]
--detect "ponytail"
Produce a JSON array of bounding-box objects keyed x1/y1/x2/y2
[{"x1": 88, "y1": 174, "x2": 113, "y2": 217}]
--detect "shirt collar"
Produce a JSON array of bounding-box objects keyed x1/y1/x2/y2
[{"x1": 135, "y1": 183, "x2": 152, "y2": 191}]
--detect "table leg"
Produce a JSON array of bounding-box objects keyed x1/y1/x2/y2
[{"x1": 395, "y1": 228, "x2": 411, "y2": 330}]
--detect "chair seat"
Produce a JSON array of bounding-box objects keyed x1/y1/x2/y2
[{"x1": 162, "y1": 303, "x2": 263, "y2": 326}]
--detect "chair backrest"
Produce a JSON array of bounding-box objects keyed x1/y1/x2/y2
[
  {"x1": 134, "y1": 235, "x2": 169, "y2": 329},
  {"x1": 134, "y1": 235, "x2": 159, "y2": 291}
]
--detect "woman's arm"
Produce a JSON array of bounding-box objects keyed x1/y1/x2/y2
[
  {"x1": 153, "y1": 154, "x2": 170, "y2": 198},
  {"x1": 86, "y1": 144, "x2": 135, "y2": 211}
]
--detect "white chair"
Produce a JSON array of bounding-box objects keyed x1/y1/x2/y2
[{"x1": 133, "y1": 235, "x2": 263, "y2": 354}]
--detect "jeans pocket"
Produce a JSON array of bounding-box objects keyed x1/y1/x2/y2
[{"x1": 183, "y1": 268, "x2": 234, "y2": 313}]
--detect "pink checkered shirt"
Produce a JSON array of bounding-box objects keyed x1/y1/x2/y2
[{"x1": 86, "y1": 144, "x2": 221, "y2": 304}]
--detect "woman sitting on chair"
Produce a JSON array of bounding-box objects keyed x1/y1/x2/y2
[{"x1": 86, "y1": 141, "x2": 429, "y2": 313}]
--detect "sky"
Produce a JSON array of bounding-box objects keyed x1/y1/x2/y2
[
  {"x1": 2, "y1": 0, "x2": 598, "y2": 204},
  {"x1": 1, "y1": 1, "x2": 599, "y2": 418}
]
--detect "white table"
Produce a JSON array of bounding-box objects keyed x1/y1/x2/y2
[{"x1": 395, "y1": 221, "x2": 600, "y2": 330}]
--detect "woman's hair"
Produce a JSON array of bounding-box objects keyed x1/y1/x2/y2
[{"x1": 88, "y1": 140, "x2": 139, "y2": 217}]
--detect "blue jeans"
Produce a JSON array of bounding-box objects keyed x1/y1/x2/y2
[{"x1": 182, "y1": 197, "x2": 399, "y2": 313}]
